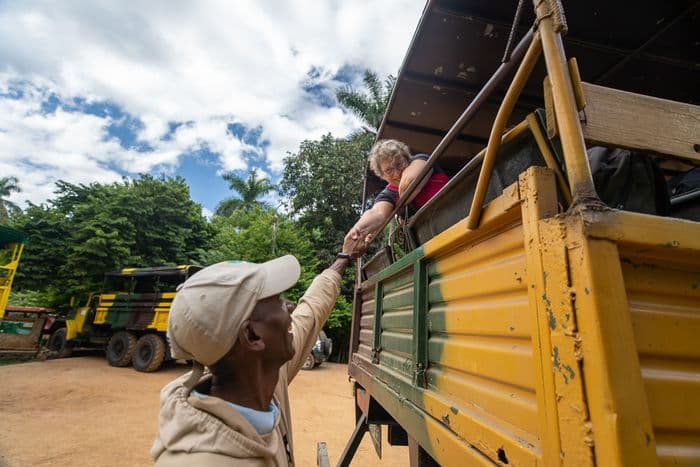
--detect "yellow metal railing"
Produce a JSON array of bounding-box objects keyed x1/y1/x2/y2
[{"x1": 0, "y1": 242, "x2": 25, "y2": 320}]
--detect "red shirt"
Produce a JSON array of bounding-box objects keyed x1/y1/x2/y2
[{"x1": 375, "y1": 154, "x2": 449, "y2": 215}]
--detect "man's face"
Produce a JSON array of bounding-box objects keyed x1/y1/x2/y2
[{"x1": 250, "y1": 294, "x2": 295, "y2": 365}]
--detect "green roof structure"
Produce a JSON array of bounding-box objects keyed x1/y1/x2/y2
[{"x1": 0, "y1": 225, "x2": 27, "y2": 246}]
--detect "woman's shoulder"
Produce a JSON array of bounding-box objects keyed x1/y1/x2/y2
[
  {"x1": 410, "y1": 153, "x2": 430, "y2": 162},
  {"x1": 410, "y1": 153, "x2": 447, "y2": 175},
  {"x1": 375, "y1": 184, "x2": 398, "y2": 205}
]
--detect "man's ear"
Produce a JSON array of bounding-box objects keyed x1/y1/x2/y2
[{"x1": 238, "y1": 320, "x2": 266, "y2": 352}]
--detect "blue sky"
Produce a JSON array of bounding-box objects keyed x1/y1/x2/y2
[{"x1": 0, "y1": 1, "x2": 424, "y2": 216}]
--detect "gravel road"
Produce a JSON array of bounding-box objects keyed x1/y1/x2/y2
[{"x1": 0, "y1": 355, "x2": 407, "y2": 466}]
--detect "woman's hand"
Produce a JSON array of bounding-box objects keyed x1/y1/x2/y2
[
  {"x1": 342, "y1": 232, "x2": 369, "y2": 259},
  {"x1": 345, "y1": 201, "x2": 394, "y2": 250},
  {"x1": 345, "y1": 225, "x2": 363, "y2": 242}
]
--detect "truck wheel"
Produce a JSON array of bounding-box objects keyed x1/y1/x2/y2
[
  {"x1": 132, "y1": 334, "x2": 166, "y2": 372},
  {"x1": 47, "y1": 328, "x2": 73, "y2": 358},
  {"x1": 106, "y1": 331, "x2": 137, "y2": 367},
  {"x1": 302, "y1": 353, "x2": 315, "y2": 371}
]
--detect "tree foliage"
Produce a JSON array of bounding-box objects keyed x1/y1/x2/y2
[
  {"x1": 279, "y1": 132, "x2": 372, "y2": 268},
  {"x1": 336, "y1": 70, "x2": 396, "y2": 133},
  {"x1": 7, "y1": 69, "x2": 396, "y2": 363},
  {"x1": 279, "y1": 70, "x2": 396, "y2": 360},
  {"x1": 216, "y1": 168, "x2": 275, "y2": 216},
  {"x1": 279, "y1": 70, "x2": 397, "y2": 268},
  {"x1": 11, "y1": 175, "x2": 209, "y2": 307},
  {"x1": 0, "y1": 176, "x2": 21, "y2": 223},
  {"x1": 202, "y1": 206, "x2": 318, "y2": 303}
]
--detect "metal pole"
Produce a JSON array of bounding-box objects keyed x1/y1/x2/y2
[
  {"x1": 534, "y1": 0, "x2": 597, "y2": 202},
  {"x1": 466, "y1": 33, "x2": 543, "y2": 229}
]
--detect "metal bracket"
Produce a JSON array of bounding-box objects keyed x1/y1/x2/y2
[
  {"x1": 543, "y1": 75, "x2": 558, "y2": 138},
  {"x1": 371, "y1": 346, "x2": 382, "y2": 364},
  {"x1": 414, "y1": 361, "x2": 427, "y2": 387},
  {"x1": 336, "y1": 413, "x2": 369, "y2": 467}
]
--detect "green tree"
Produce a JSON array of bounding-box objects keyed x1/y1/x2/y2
[
  {"x1": 203, "y1": 206, "x2": 318, "y2": 303},
  {"x1": 280, "y1": 133, "x2": 370, "y2": 268},
  {"x1": 280, "y1": 70, "x2": 397, "y2": 361},
  {"x1": 12, "y1": 175, "x2": 209, "y2": 306},
  {"x1": 336, "y1": 70, "x2": 396, "y2": 133},
  {"x1": 280, "y1": 133, "x2": 370, "y2": 361},
  {"x1": 216, "y1": 168, "x2": 275, "y2": 216},
  {"x1": 9, "y1": 203, "x2": 69, "y2": 293},
  {"x1": 0, "y1": 176, "x2": 21, "y2": 223}
]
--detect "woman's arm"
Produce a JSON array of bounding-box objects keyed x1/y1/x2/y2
[
  {"x1": 345, "y1": 201, "x2": 394, "y2": 244},
  {"x1": 398, "y1": 159, "x2": 432, "y2": 202}
]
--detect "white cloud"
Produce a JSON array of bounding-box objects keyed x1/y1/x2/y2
[{"x1": 0, "y1": 0, "x2": 424, "y2": 207}]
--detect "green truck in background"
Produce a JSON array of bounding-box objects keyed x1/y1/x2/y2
[{"x1": 47, "y1": 265, "x2": 201, "y2": 372}]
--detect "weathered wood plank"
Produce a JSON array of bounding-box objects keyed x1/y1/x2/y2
[{"x1": 581, "y1": 82, "x2": 700, "y2": 162}]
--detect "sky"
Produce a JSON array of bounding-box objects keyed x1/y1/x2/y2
[{"x1": 0, "y1": 0, "x2": 425, "y2": 217}]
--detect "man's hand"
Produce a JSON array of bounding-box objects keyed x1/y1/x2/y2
[{"x1": 342, "y1": 231, "x2": 368, "y2": 259}]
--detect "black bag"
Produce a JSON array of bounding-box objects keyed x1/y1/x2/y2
[
  {"x1": 668, "y1": 166, "x2": 700, "y2": 198},
  {"x1": 668, "y1": 166, "x2": 700, "y2": 221},
  {"x1": 588, "y1": 147, "x2": 670, "y2": 215}
]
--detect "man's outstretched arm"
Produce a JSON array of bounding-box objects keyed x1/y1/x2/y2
[{"x1": 286, "y1": 237, "x2": 366, "y2": 381}]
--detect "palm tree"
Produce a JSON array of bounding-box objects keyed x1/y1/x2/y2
[
  {"x1": 336, "y1": 70, "x2": 397, "y2": 133},
  {"x1": 0, "y1": 176, "x2": 21, "y2": 223},
  {"x1": 215, "y1": 168, "x2": 276, "y2": 217}
]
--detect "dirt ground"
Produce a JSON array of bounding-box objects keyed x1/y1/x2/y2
[{"x1": 0, "y1": 354, "x2": 407, "y2": 466}]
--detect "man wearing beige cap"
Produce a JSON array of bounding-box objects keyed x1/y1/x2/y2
[{"x1": 151, "y1": 239, "x2": 365, "y2": 466}]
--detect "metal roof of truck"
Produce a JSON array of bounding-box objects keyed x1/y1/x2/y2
[
  {"x1": 374, "y1": 0, "x2": 699, "y2": 182},
  {"x1": 0, "y1": 225, "x2": 28, "y2": 245}
]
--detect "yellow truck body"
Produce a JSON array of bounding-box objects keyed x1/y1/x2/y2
[{"x1": 343, "y1": 1, "x2": 700, "y2": 465}]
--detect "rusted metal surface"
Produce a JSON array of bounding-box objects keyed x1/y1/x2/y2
[{"x1": 0, "y1": 317, "x2": 46, "y2": 350}]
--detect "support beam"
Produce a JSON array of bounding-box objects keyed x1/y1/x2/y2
[{"x1": 336, "y1": 414, "x2": 369, "y2": 467}]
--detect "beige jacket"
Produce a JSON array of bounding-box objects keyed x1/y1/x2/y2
[{"x1": 151, "y1": 269, "x2": 342, "y2": 466}]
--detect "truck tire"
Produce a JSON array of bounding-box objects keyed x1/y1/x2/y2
[
  {"x1": 47, "y1": 328, "x2": 73, "y2": 358},
  {"x1": 106, "y1": 331, "x2": 137, "y2": 367},
  {"x1": 132, "y1": 334, "x2": 166, "y2": 372}
]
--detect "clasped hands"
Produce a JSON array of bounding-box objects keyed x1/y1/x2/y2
[{"x1": 341, "y1": 226, "x2": 371, "y2": 259}]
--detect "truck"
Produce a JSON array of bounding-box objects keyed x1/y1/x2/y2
[
  {"x1": 338, "y1": 1, "x2": 700, "y2": 466},
  {"x1": 47, "y1": 265, "x2": 201, "y2": 372},
  {"x1": 0, "y1": 225, "x2": 48, "y2": 357}
]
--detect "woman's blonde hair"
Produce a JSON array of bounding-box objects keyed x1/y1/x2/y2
[{"x1": 368, "y1": 139, "x2": 411, "y2": 179}]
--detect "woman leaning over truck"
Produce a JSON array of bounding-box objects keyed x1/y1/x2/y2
[{"x1": 345, "y1": 139, "x2": 449, "y2": 246}]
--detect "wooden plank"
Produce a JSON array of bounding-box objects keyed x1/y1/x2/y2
[{"x1": 581, "y1": 82, "x2": 700, "y2": 162}]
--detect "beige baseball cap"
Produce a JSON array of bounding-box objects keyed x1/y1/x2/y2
[{"x1": 167, "y1": 255, "x2": 301, "y2": 366}]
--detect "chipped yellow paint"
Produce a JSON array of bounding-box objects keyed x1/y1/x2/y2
[{"x1": 351, "y1": 165, "x2": 700, "y2": 465}]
